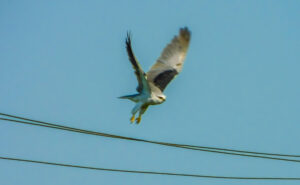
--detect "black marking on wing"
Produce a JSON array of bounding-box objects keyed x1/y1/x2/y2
[
  {"x1": 153, "y1": 69, "x2": 178, "y2": 92},
  {"x1": 125, "y1": 33, "x2": 145, "y2": 93}
]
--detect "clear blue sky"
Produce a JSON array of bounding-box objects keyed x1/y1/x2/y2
[{"x1": 1, "y1": 0, "x2": 300, "y2": 184}]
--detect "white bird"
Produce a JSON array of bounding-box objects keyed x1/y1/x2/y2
[{"x1": 119, "y1": 27, "x2": 191, "y2": 124}]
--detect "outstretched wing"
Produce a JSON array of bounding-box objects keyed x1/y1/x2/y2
[
  {"x1": 125, "y1": 33, "x2": 150, "y2": 94},
  {"x1": 147, "y1": 27, "x2": 191, "y2": 92}
]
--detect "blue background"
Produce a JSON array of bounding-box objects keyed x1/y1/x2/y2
[{"x1": 1, "y1": 0, "x2": 300, "y2": 184}]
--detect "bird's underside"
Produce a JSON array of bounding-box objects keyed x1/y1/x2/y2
[{"x1": 119, "y1": 27, "x2": 191, "y2": 124}]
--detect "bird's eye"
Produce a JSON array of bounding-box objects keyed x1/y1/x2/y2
[{"x1": 158, "y1": 96, "x2": 164, "y2": 100}]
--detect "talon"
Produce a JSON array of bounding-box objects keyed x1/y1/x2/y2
[
  {"x1": 130, "y1": 115, "x2": 135, "y2": 123},
  {"x1": 136, "y1": 116, "x2": 141, "y2": 124}
]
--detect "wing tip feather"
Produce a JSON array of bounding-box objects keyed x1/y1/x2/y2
[
  {"x1": 126, "y1": 31, "x2": 132, "y2": 47},
  {"x1": 179, "y1": 27, "x2": 191, "y2": 42}
]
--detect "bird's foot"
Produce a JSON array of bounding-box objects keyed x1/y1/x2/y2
[
  {"x1": 130, "y1": 115, "x2": 135, "y2": 123},
  {"x1": 136, "y1": 116, "x2": 141, "y2": 124}
]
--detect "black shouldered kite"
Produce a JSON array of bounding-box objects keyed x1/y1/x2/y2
[{"x1": 119, "y1": 27, "x2": 191, "y2": 124}]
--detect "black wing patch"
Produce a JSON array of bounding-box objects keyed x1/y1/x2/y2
[
  {"x1": 125, "y1": 33, "x2": 144, "y2": 93},
  {"x1": 153, "y1": 69, "x2": 178, "y2": 92}
]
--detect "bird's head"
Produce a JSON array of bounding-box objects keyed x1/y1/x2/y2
[{"x1": 156, "y1": 94, "x2": 166, "y2": 104}]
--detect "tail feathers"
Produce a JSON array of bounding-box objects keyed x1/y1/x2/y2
[{"x1": 118, "y1": 94, "x2": 139, "y2": 102}]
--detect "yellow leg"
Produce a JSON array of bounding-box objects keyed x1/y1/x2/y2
[
  {"x1": 136, "y1": 116, "x2": 141, "y2": 124},
  {"x1": 130, "y1": 115, "x2": 135, "y2": 123}
]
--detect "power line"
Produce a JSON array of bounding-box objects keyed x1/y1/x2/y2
[
  {"x1": 1, "y1": 117, "x2": 300, "y2": 163},
  {"x1": 1, "y1": 116, "x2": 300, "y2": 163},
  {"x1": 3, "y1": 112, "x2": 299, "y2": 157},
  {"x1": 1, "y1": 156, "x2": 299, "y2": 180},
  {"x1": 1, "y1": 113, "x2": 300, "y2": 163}
]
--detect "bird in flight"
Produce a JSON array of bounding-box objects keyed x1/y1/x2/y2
[{"x1": 119, "y1": 27, "x2": 191, "y2": 124}]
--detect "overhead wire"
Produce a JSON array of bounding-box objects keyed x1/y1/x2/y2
[
  {"x1": 1, "y1": 113, "x2": 300, "y2": 163},
  {"x1": 1, "y1": 156, "x2": 299, "y2": 180},
  {"x1": 2, "y1": 112, "x2": 300, "y2": 157}
]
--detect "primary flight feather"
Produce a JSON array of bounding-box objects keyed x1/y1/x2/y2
[{"x1": 119, "y1": 27, "x2": 191, "y2": 124}]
